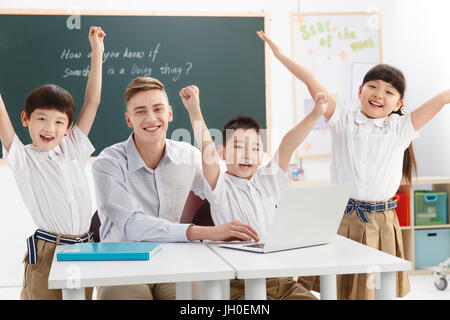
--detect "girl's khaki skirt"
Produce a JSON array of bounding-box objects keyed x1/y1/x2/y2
[{"x1": 298, "y1": 206, "x2": 410, "y2": 300}]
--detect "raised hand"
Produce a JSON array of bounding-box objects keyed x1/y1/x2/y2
[
  {"x1": 179, "y1": 85, "x2": 200, "y2": 113},
  {"x1": 257, "y1": 30, "x2": 282, "y2": 57},
  {"x1": 77, "y1": 26, "x2": 105, "y2": 136},
  {"x1": 88, "y1": 26, "x2": 106, "y2": 54},
  {"x1": 0, "y1": 92, "x2": 16, "y2": 152}
]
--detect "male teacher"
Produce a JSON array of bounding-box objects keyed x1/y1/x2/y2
[{"x1": 91, "y1": 77, "x2": 258, "y2": 300}]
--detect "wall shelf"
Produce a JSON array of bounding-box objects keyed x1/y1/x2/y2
[{"x1": 413, "y1": 224, "x2": 450, "y2": 230}]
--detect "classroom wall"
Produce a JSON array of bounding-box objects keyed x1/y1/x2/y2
[
  {"x1": 390, "y1": 0, "x2": 450, "y2": 177},
  {"x1": 1, "y1": 0, "x2": 449, "y2": 287}
]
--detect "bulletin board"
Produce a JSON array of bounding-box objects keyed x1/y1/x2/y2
[{"x1": 291, "y1": 12, "x2": 382, "y2": 158}]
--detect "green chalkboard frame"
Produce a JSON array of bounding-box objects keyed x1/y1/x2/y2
[{"x1": 0, "y1": 9, "x2": 271, "y2": 161}]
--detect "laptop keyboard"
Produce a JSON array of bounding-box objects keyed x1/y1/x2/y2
[{"x1": 244, "y1": 243, "x2": 265, "y2": 249}]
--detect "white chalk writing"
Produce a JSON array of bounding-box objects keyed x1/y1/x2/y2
[{"x1": 60, "y1": 43, "x2": 191, "y2": 81}]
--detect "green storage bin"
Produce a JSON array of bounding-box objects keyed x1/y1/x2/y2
[{"x1": 414, "y1": 191, "x2": 447, "y2": 226}]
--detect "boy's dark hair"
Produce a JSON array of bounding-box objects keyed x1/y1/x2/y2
[
  {"x1": 24, "y1": 84, "x2": 75, "y2": 127},
  {"x1": 221, "y1": 114, "x2": 263, "y2": 145},
  {"x1": 362, "y1": 64, "x2": 417, "y2": 185}
]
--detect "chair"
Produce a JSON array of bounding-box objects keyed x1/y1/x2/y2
[
  {"x1": 180, "y1": 191, "x2": 214, "y2": 226},
  {"x1": 89, "y1": 211, "x2": 101, "y2": 243}
]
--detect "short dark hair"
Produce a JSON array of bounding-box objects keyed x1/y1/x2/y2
[
  {"x1": 221, "y1": 114, "x2": 263, "y2": 146},
  {"x1": 24, "y1": 84, "x2": 75, "y2": 127}
]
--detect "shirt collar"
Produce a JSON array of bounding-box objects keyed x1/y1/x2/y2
[
  {"x1": 28, "y1": 143, "x2": 62, "y2": 159},
  {"x1": 125, "y1": 134, "x2": 175, "y2": 173},
  {"x1": 163, "y1": 139, "x2": 176, "y2": 163},
  {"x1": 355, "y1": 110, "x2": 388, "y2": 128},
  {"x1": 48, "y1": 144, "x2": 63, "y2": 159},
  {"x1": 125, "y1": 134, "x2": 147, "y2": 173},
  {"x1": 224, "y1": 171, "x2": 254, "y2": 189}
]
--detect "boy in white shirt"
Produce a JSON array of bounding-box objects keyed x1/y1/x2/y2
[
  {"x1": 0, "y1": 27, "x2": 105, "y2": 300},
  {"x1": 180, "y1": 85, "x2": 328, "y2": 299}
]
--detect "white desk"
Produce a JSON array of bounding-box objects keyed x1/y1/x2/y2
[
  {"x1": 207, "y1": 235, "x2": 411, "y2": 300},
  {"x1": 48, "y1": 242, "x2": 235, "y2": 300}
]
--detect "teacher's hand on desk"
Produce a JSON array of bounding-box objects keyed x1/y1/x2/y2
[{"x1": 186, "y1": 220, "x2": 260, "y2": 242}]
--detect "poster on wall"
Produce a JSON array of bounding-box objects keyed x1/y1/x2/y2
[{"x1": 291, "y1": 12, "x2": 382, "y2": 158}]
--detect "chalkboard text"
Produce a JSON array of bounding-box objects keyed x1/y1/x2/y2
[{"x1": 60, "y1": 43, "x2": 193, "y2": 82}]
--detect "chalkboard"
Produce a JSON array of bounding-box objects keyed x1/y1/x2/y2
[
  {"x1": 0, "y1": 11, "x2": 268, "y2": 157},
  {"x1": 290, "y1": 12, "x2": 382, "y2": 158}
]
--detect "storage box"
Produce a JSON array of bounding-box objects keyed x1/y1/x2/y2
[
  {"x1": 394, "y1": 192, "x2": 410, "y2": 226},
  {"x1": 414, "y1": 229, "x2": 450, "y2": 269},
  {"x1": 414, "y1": 191, "x2": 447, "y2": 226}
]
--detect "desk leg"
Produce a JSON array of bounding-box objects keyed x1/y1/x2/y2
[
  {"x1": 221, "y1": 280, "x2": 230, "y2": 300},
  {"x1": 176, "y1": 282, "x2": 192, "y2": 300},
  {"x1": 200, "y1": 280, "x2": 222, "y2": 300},
  {"x1": 319, "y1": 275, "x2": 337, "y2": 300},
  {"x1": 245, "y1": 278, "x2": 266, "y2": 300},
  {"x1": 62, "y1": 288, "x2": 85, "y2": 300},
  {"x1": 375, "y1": 272, "x2": 396, "y2": 300}
]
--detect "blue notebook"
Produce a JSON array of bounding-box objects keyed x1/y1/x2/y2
[{"x1": 56, "y1": 242, "x2": 161, "y2": 261}]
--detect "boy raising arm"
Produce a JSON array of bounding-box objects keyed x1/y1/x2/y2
[
  {"x1": 0, "y1": 26, "x2": 105, "y2": 152},
  {"x1": 0, "y1": 26, "x2": 105, "y2": 300},
  {"x1": 180, "y1": 84, "x2": 326, "y2": 300},
  {"x1": 76, "y1": 26, "x2": 106, "y2": 136},
  {"x1": 179, "y1": 86, "x2": 328, "y2": 189}
]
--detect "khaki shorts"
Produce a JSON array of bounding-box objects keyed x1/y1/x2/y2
[{"x1": 21, "y1": 235, "x2": 93, "y2": 300}]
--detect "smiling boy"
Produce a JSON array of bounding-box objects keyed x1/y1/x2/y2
[
  {"x1": 180, "y1": 84, "x2": 327, "y2": 299},
  {"x1": 0, "y1": 26, "x2": 105, "y2": 300}
]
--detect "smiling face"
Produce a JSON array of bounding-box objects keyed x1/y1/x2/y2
[
  {"x1": 358, "y1": 79, "x2": 404, "y2": 119},
  {"x1": 358, "y1": 64, "x2": 407, "y2": 119},
  {"x1": 125, "y1": 89, "x2": 173, "y2": 144},
  {"x1": 22, "y1": 108, "x2": 71, "y2": 151},
  {"x1": 220, "y1": 128, "x2": 264, "y2": 179}
]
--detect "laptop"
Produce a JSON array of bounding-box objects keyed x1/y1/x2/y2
[{"x1": 218, "y1": 183, "x2": 353, "y2": 253}]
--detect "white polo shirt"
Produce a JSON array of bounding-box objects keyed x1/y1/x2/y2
[
  {"x1": 204, "y1": 160, "x2": 291, "y2": 239},
  {"x1": 2, "y1": 125, "x2": 95, "y2": 235},
  {"x1": 328, "y1": 103, "x2": 419, "y2": 202}
]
